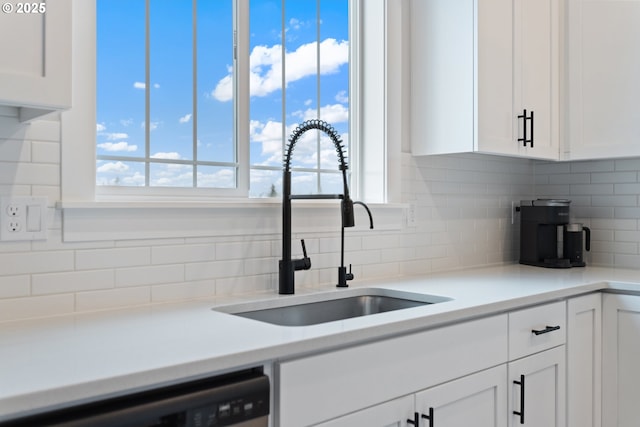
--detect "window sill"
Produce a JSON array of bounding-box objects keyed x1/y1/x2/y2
[{"x1": 58, "y1": 200, "x2": 407, "y2": 242}]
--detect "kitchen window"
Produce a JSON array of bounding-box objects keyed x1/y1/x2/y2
[
  {"x1": 60, "y1": 0, "x2": 396, "y2": 241},
  {"x1": 95, "y1": 0, "x2": 351, "y2": 198}
]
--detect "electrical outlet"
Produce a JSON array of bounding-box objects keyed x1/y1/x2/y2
[
  {"x1": 0, "y1": 196, "x2": 48, "y2": 241},
  {"x1": 6, "y1": 205, "x2": 20, "y2": 217},
  {"x1": 7, "y1": 221, "x2": 21, "y2": 232},
  {"x1": 407, "y1": 203, "x2": 417, "y2": 227}
]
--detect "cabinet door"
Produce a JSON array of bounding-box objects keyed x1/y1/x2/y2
[
  {"x1": 603, "y1": 294, "x2": 640, "y2": 427},
  {"x1": 415, "y1": 365, "x2": 507, "y2": 427},
  {"x1": 0, "y1": 0, "x2": 71, "y2": 120},
  {"x1": 410, "y1": 0, "x2": 514, "y2": 157},
  {"x1": 315, "y1": 395, "x2": 414, "y2": 427},
  {"x1": 567, "y1": 0, "x2": 640, "y2": 160},
  {"x1": 476, "y1": 0, "x2": 516, "y2": 157},
  {"x1": 513, "y1": 0, "x2": 560, "y2": 160},
  {"x1": 567, "y1": 294, "x2": 601, "y2": 427},
  {"x1": 508, "y1": 346, "x2": 566, "y2": 427}
]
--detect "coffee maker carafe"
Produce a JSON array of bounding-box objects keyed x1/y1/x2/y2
[
  {"x1": 563, "y1": 223, "x2": 590, "y2": 267},
  {"x1": 518, "y1": 199, "x2": 572, "y2": 268}
]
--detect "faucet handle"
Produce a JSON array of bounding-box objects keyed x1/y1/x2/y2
[
  {"x1": 337, "y1": 264, "x2": 355, "y2": 287},
  {"x1": 346, "y1": 264, "x2": 354, "y2": 281},
  {"x1": 294, "y1": 239, "x2": 312, "y2": 271}
]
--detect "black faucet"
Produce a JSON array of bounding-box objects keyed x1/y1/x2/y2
[{"x1": 279, "y1": 119, "x2": 374, "y2": 294}]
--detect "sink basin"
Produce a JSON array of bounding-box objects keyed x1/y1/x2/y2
[{"x1": 215, "y1": 288, "x2": 451, "y2": 326}]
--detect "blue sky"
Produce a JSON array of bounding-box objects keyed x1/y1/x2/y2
[{"x1": 96, "y1": 0, "x2": 349, "y2": 195}]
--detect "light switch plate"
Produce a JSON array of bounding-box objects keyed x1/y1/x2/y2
[{"x1": 0, "y1": 196, "x2": 48, "y2": 241}]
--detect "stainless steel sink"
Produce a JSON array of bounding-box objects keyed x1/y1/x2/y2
[{"x1": 215, "y1": 288, "x2": 451, "y2": 326}]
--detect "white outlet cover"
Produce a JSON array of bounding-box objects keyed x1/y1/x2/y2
[{"x1": 0, "y1": 196, "x2": 48, "y2": 241}]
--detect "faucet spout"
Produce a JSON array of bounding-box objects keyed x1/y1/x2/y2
[
  {"x1": 279, "y1": 120, "x2": 351, "y2": 295},
  {"x1": 337, "y1": 200, "x2": 374, "y2": 288}
]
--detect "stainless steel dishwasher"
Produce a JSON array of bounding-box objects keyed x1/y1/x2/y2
[{"x1": 0, "y1": 367, "x2": 269, "y2": 427}]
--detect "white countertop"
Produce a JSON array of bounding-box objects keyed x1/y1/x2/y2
[{"x1": 2, "y1": 264, "x2": 640, "y2": 421}]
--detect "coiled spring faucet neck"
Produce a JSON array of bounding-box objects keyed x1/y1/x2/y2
[{"x1": 279, "y1": 120, "x2": 372, "y2": 295}]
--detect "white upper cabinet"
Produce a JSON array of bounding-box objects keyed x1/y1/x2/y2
[
  {"x1": 0, "y1": 0, "x2": 71, "y2": 121},
  {"x1": 513, "y1": 0, "x2": 561, "y2": 160},
  {"x1": 410, "y1": 0, "x2": 560, "y2": 160},
  {"x1": 567, "y1": 0, "x2": 640, "y2": 160}
]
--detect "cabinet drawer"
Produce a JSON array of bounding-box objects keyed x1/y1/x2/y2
[
  {"x1": 277, "y1": 314, "x2": 508, "y2": 427},
  {"x1": 509, "y1": 301, "x2": 566, "y2": 360}
]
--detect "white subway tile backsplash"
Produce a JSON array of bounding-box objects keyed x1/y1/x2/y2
[
  {"x1": 151, "y1": 243, "x2": 216, "y2": 265},
  {"x1": 548, "y1": 173, "x2": 590, "y2": 185},
  {"x1": 615, "y1": 183, "x2": 640, "y2": 194},
  {"x1": 0, "y1": 294, "x2": 74, "y2": 322},
  {"x1": 32, "y1": 269, "x2": 114, "y2": 295},
  {"x1": 0, "y1": 251, "x2": 74, "y2": 275},
  {"x1": 115, "y1": 265, "x2": 184, "y2": 288},
  {"x1": 185, "y1": 260, "x2": 244, "y2": 281},
  {"x1": 76, "y1": 247, "x2": 151, "y2": 270},
  {"x1": 615, "y1": 207, "x2": 640, "y2": 219},
  {"x1": 615, "y1": 159, "x2": 640, "y2": 171},
  {"x1": 0, "y1": 114, "x2": 580, "y2": 320},
  {"x1": 215, "y1": 274, "x2": 275, "y2": 296},
  {"x1": 534, "y1": 156, "x2": 640, "y2": 267},
  {"x1": 31, "y1": 141, "x2": 60, "y2": 164},
  {"x1": 151, "y1": 280, "x2": 215, "y2": 303},
  {"x1": 215, "y1": 240, "x2": 272, "y2": 261},
  {"x1": 75, "y1": 287, "x2": 151, "y2": 312},
  {"x1": 591, "y1": 195, "x2": 638, "y2": 207},
  {"x1": 591, "y1": 171, "x2": 637, "y2": 184},
  {"x1": 570, "y1": 184, "x2": 614, "y2": 195},
  {"x1": 0, "y1": 275, "x2": 29, "y2": 298},
  {"x1": 570, "y1": 160, "x2": 615, "y2": 173}
]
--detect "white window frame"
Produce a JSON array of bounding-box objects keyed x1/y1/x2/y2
[{"x1": 60, "y1": 0, "x2": 403, "y2": 242}]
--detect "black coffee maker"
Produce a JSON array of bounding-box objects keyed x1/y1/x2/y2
[{"x1": 518, "y1": 199, "x2": 582, "y2": 268}]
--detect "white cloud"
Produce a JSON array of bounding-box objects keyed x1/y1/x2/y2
[
  {"x1": 141, "y1": 121, "x2": 160, "y2": 131},
  {"x1": 104, "y1": 132, "x2": 129, "y2": 140},
  {"x1": 179, "y1": 113, "x2": 192, "y2": 124},
  {"x1": 120, "y1": 118, "x2": 134, "y2": 127},
  {"x1": 96, "y1": 123, "x2": 106, "y2": 132},
  {"x1": 151, "y1": 152, "x2": 182, "y2": 160},
  {"x1": 212, "y1": 38, "x2": 349, "y2": 102},
  {"x1": 97, "y1": 161, "x2": 129, "y2": 173},
  {"x1": 133, "y1": 82, "x2": 160, "y2": 90},
  {"x1": 298, "y1": 103, "x2": 349, "y2": 123},
  {"x1": 335, "y1": 90, "x2": 348, "y2": 103},
  {"x1": 97, "y1": 142, "x2": 138, "y2": 152}
]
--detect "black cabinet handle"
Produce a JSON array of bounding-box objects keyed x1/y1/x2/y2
[
  {"x1": 513, "y1": 374, "x2": 525, "y2": 424},
  {"x1": 421, "y1": 407, "x2": 434, "y2": 427},
  {"x1": 530, "y1": 110, "x2": 534, "y2": 148},
  {"x1": 518, "y1": 109, "x2": 528, "y2": 147},
  {"x1": 531, "y1": 325, "x2": 561, "y2": 335},
  {"x1": 407, "y1": 412, "x2": 419, "y2": 426},
  {"x1": 517, "y1": 109, "x2": 534, "y2": 147}
]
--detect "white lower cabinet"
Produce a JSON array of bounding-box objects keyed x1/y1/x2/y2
[
  {"x1": 414, "y1": 365, "x2": 507, "y2": 427},
  {"x1": 314, "y1": 395, "x2": 415, "y2": 427},
  {"x1": 567, "y1": 293, "x2": 601, "y2": 427},
  {"x1": 316, "y1": 365, "x2": 508, "y2": 427},
  {"x1": 508, "y1": 346, "x2": 566, "y2": 427},
  {"x1": 507, "y1": 301, "x2": 566, "y2": 427},
  {"x1": 603, "y1": 293, "x2": 640, "y2": 427},
  {"x1": 277, "y1": 315, "x2": 508, "y2": 427},
  {"x1": 277, "y1": 301, "x2": 573, "y2": 427}
]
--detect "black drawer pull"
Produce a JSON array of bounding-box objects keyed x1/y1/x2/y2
[
  {"x1": 513, "y1": 374, "x2": 525, "y2": 424},
  {"x1": 407, "y1": 412, "x2": 419, "y2": 426},
  {"x1": 421, "y1": 407, "x2": 434, "y2": 427},
  {"x1": 531, "y1": 325, "x2": 561, "y2": 335}
]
